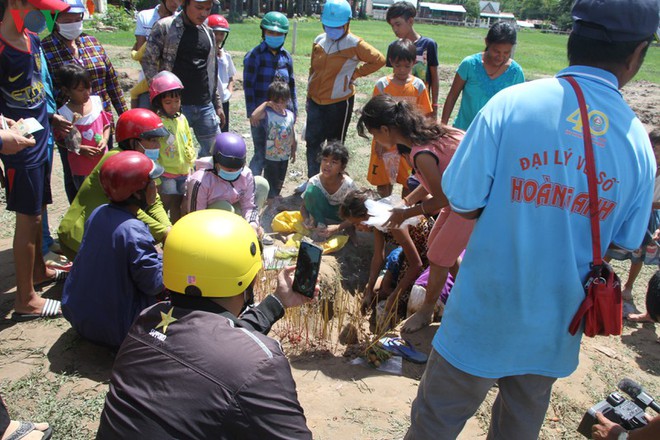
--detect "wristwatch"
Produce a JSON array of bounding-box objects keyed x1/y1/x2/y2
[{"x1": 617, "y1": 431, "x2": 629, "y2": 440}]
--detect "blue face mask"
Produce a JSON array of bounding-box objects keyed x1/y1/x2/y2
[
  {"x1": 264, "y1": 35, "x2": 285, "y2": 49},
  {"x1": 143, "y1": 147, "x2": 160, "y2": 162},
  {"x1": 324, "y1": 26, "x2": 345, "y2": 41},
  {"x1": 218, "y1": 167, "x2": 242, "y2": 182}
]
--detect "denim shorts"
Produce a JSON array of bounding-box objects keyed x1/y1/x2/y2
[
  {"x1": 3, "y1": 160, "x2": 52, "y2": 215},
  {"x1": 159, "y1": 175, "x2": 188, "y2": 195}
]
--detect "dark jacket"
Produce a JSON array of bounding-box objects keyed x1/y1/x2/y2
[{"x1": 96, "y1": 295, "x2": 312, "y2": 439}]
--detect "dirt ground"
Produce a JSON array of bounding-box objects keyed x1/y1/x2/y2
[{"x1": 0, "y1": 45, "x2": 659, "y2": 439}]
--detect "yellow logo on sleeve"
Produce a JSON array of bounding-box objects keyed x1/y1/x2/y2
[{"x1": 8, "y1": 72, "x2": 24, "y2": 83}]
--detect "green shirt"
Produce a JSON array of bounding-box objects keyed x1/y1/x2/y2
[
  {"x1": 158, "y1": 114, "x2": 196, "y2": 175},
  {"x1": 58, "y1": 148, "x2": 172, "y2": 260}
]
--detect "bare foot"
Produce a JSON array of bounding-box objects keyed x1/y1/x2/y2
[
  {"x1": 626, "y1": 312, "x2": 654, "y2": 323},
  {"x1": 621, "y1": 287, "x2": 633, "y2": 301},
  {"x1": 2, "y1": 421, "x2": 51, "y2": 440},
  {"x1": 402, "y1": 303, "x2": 434, "y2": 333}
]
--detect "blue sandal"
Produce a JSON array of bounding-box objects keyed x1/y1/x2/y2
[{"x1": 379, "y1": 336, "x2": 428, "y2": 364}]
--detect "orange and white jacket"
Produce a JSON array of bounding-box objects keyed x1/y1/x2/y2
[{"x1": 307, "y1": 32, "x2": 385, "y2": 105}]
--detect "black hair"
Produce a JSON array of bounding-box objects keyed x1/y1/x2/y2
[
  {"x1": 567, "y1": 32, "x2": 652, "y2": 67},
  {"x1": 358, "y1": 94, "x2": 458, "y2": 148},
  {"x1": 645, "y1": 271, "x2": 660, "y2": 322},
  {"x1": 339, "y1": 188, "x2": 378, "y2": 220},
  {"x1": 386, "y1": 1, "x2": 416, "y2": 23},
  {"x1": 485, "y1": 21, "x2": 517, "y2": 49},
  {"x1": 56, "y1": 63, "x2": 91, "y2": 92},
  {"x1": 388, "y1": 38, "x2": 416, "y2": 64},
  {"x1": 319, "y1": 141, "x2": 349, "y2": 168},
  {"x1": 649, "y1": 128, "x2": 660, "y2": 147},
  {"x1": 267, "y1": 80, "x2": 291, "y2": 103},
  {"x1": 151, "y1": 89, "x2": 182, "y2": 118}
]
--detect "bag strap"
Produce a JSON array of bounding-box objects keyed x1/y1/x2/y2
[{"x1": 563, "y1": 76, "x2": 602, "y2": 266}]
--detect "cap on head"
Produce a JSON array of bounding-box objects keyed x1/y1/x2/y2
[
  {"x1": 212, "y1": 132, "x2": 246, "y2": 169},
  {"x1": 27, "y1": 0, "x2": 71, "y2": 12},
  {"x1": 59, "y1": 0, "x2": 85, "y2": 13},
  {"x1": 260, "y1": 11, "x2": 289, "y2": 34},
  {"x1": 163, "y1": 210, "x2": 262, "y2": 297},
  {"x1": 207, "y1": 14, "x2": 230, "y2": 32},
  {"x1": 100, "y1": 151, "x2": 163, "y2": 203},
  {"x1": 572, "y1": 0, "x2": 659, "y2": 42},
  {"x1": 116, "y1": 108, "x2": 170, "y2": 142},
  {"x1": 321, "y1": 0, "x2": 352, "y2": 27},
  {"x1": 149, "y1": 71, "x2": 184, "y2": 103}
]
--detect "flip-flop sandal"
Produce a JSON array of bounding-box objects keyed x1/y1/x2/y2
[
  {"x1": 3, "y1": 421, "x2": 52, "y2": 440},
  {"x1": 33, "y1": 268, "x2": 68, "y2": 290},
  {"x1": 43, "y1": 251, "x2": 72, "y2": 271},
  {"x1": 379, "y1": 336, "x2": 428, "y2": 364},
  {"x1": 625, "y1": 313, "x2": 655, "y2": 323},
  {"x1": 11, "y1": 299, "x2": 62, "y2": 322}
]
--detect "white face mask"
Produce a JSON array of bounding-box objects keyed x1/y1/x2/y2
[{"x1": 58, "y1": 21, "x2": 84, "y2": 40}]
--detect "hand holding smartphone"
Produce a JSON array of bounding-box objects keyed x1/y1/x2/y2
[{"x1": 292, "y1": 242, "x2": 323, "y2": 298}]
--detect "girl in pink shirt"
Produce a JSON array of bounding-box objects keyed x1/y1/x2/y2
[
  {"x1": 55, "y1": 63, "x2": 112, "y2": 190},
  {"x1": 357, "y1": 94, "x2": 475, "y2": 333}
]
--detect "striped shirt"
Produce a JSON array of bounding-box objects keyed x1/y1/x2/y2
[{"x1": 41, "y1": 32, "x2": 128, "y2": 115}]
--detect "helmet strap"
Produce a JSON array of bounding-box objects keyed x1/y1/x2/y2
[
  {"x1": 240, "y1": 285, "x2": 255, "y2": 315},
  {"x1": 128, "y1": 188, "x2": 149, "y2": 211}
]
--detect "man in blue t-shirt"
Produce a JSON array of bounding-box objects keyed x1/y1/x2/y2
[
  {"x1": 404, "y1": 1, "x2": 659, "y2": 439},
  {"x1": 1, "y1": 0, "x2": 70, "y2": 322},
  {"x1": 386, "y1": 2, "x2": 439, "y2": 117}
]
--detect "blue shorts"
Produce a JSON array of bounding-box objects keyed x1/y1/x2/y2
[
  {"x1": 3, "y1": 161, "x2": 52, "y2": 215},
  {"x1": 159, "y1": 175, "x2": 187, "y2": 195}
]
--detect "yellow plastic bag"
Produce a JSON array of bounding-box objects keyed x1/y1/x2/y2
[
  {"x1": 284, "y1": 233, "x2": 349, "y2": 255},
  {"x1": 320, "y1": 235, "x2": 349, "y2": 254},
  {"x1": 271, "y1": 211, "x2": 310, "y2": 235}
]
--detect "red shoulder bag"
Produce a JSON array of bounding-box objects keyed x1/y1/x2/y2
[{"x1": 565, "y1": 76, "x2": 623, "y2": 337}]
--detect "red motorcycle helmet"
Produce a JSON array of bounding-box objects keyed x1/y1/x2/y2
[
  {"x1": 115, "y1": 108, "x2": 169, "y2": 143},
  {"x1": 207, "y1": 14, "x2": 230, "y2": 32},
  {"x1": 100, "y1": 151, "x2": 164, "y2": 202},
  {"x1": 207, "y1": 14, "x2": 230, "y2": 49}
]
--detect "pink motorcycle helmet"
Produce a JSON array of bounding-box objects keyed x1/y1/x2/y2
[{"x1": 149, "y1": 71, "x2": 184, "y2": 104}]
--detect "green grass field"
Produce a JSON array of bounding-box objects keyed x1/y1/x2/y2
[{"x1": 93, "y1": 18, "x2": 659, "y2": 82}]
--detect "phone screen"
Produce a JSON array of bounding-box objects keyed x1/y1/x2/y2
[{"x1": 292, "y1": 242, "x2": 323, "y2": 298}]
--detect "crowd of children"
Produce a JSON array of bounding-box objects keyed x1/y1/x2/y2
[{"x1": 4, "y1": 0, "x2": 657, "y2": 335}]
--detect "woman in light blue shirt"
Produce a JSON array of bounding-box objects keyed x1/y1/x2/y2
[{"x1": 441, "y1": 22, "x2": 524, "y2": 130}]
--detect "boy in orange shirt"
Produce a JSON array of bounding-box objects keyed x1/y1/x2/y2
[{"x1": 366, "y1": 39, "x2": 432, "y2": 197}]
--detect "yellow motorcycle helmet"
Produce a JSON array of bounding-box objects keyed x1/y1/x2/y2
[{"x1": 163, "y1": 210, "x2": 262, "y2": 297}]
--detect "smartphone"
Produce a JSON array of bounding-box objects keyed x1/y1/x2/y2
[{"x1": 292, "y1": 242, "x2": 323, "y2": 298}]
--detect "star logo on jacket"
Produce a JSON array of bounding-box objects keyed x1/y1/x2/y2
[{"x1": 155, "y1": 307, "x2": 178, "y2": 334}]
